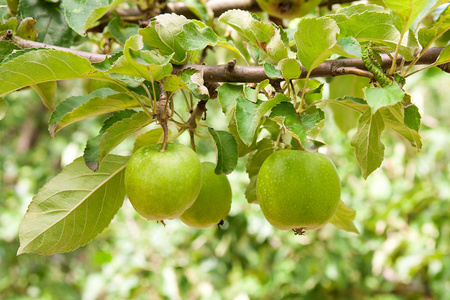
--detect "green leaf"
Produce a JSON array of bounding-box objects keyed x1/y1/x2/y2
[
  {"x1": 245, "y1": 138, "x2": 275, "y2": 204},
  {"x1": 31, "y1": 81, "x2": 57, "y2": 111},
  {"x1": 19, "y1": 0, "x2": 76, "y2": 47},
  {"x1": 0, "y1": 41, "x2": 21, "y2": 63},
  {"x1": 219, "y1": 10, "x2": 274, "y2": 46},
  {"x1": 228, "y1": 115, "x2": 256, "y2": 157},
  {"x1": 278, "y1": 58, "x2": 302, "y2": 80},
  {"x1": 107, "y1": 16, "x2": 140, "y2": 46},
  {"x1": 16, "y1": 17, "x2": 37, "y2": 40},
  {"x1": 294, "y1": 17, "x2": 342, "y2": 71},
  {"x1": 329, "y1": 200, "x2": 359, "y2": 234},
  {"x1": 0, "y1": 49, "x2": 106, "y2": 97},
  {"x1": 48, "y1": 88, "x2": 141, "y2": 137},
  {"x1": 379, "y1": 104, "x2": 422, "y2": 149},
  {"x1": 331, "y1": 11, "x2": 419, "y2": 60},
  {"x1": 84, "y1": 111, "x2": 153, "y2": 171},
  {"x1": 179, "y1": 68, "x2": 209, "y2": 100},
  {"x1": 383, "y1": 0, "x2": 428, "y2": 30},
  {"x1": 351, "y1": 109, "x2": 385, "y2": 179},
  {"x1": 162, "y1": 75, "x2": 188, "y2": 93},
  {"x1": 327, "y1": 96, "x2": 368, "y2": 114},
  {"x1": 269, "y1": 102, "x2": 308, "y2": 146},
  {"x1": 435, "y1": 43, "x2": 450, "y2": 65},
  {"x1": 120, "y1": 35, "x2": 173, "y2": 83},
  {"x1": 217, "y1": 83, "x2": 242, "y2": 115},
  {"x1": 327, "y1": 75, "x2": 370, "y2": 133},
  {"x1": 18, "y1": 155, "x2": 129, "y2": 255},
  {"x1": 338, "y1": 37, "x2": 362, "y2": 58},
  {"x1": 418, "y1": 5, "x2": 450, "y2": 48},
  {"x1": 139, "y1": 14, "x2": 190, "y2": 64},
  {"x1": 263, "y1": 63, "x2": 282, "y2": 79},
  {"x1": 236, "y1": 93, "x2": 290, "y2": 145},
  {"x1": 176, "y1": 22, "x2": 219, "y2": 51},
  {"x1": 133, "y1": 128, "x2": 165, "y2": 153},
  {"x1": 62, "y1": 0, "x2": 125, "y2": 36},
  {"x1": 404, "y1": 104, "x2": 421, "y2": 131},
  {"x1": 336, "y1": 3, "x2": 385, "y2": 16},
  {"x1": 364, "y1": 85, "x2": 405, "y2": 114},
  {"x1": 183, "y1": 0, "x2": 211, "y2": 22},
  {"x1": 0, "y1": 97, "x2": 6, "y2": 120},
  {"x1": 300, "y1": 106, "x2": 325, "y2": 136},
  {"x1": 208, "y1": 128, "x2": 238, "y2": 175}
]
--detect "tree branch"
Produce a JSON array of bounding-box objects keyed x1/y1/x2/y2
[
  {"x1": 8, "y1": 37, "x2": 445, "y2": 82},
  {"x1": 116, "y1": 0, "x2": 354, "y2": 20}
]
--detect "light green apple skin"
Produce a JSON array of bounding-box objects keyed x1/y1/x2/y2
[
  {"x1": 256, "y1": 150, "x2": 340, "y2": 230},
  {"x1": 125, "y1": 143, "x2": 202, "y2": 221},
  {"x1": 256, "y1": 0, "x2": 321, "y2": 19},
  {"x1": 180, "y1": 162, "x2": 232, "y2": 229}
]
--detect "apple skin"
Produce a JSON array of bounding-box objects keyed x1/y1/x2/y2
[
  {"x1": 256, "y1": 150, "x2": 340, "y2": 230},
  {"x1": 180, "y1": 162, "x2": 232, "y2": 229},
  {"x1": 125, "y1": 143, "x2": 202, "y2": 221}
]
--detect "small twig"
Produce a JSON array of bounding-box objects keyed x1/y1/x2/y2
[{"x1": 156, "y1": 82, "x2": 169, "y2": 151}]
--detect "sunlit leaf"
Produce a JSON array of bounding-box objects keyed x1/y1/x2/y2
[
  {"x1": 329, "y1": 200, "x2": 359, "y2": 234},
  {"x1": 18, "y1": 155, "x2": 129, "y2": 255}
]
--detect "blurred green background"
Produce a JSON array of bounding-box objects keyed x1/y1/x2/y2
[{"x1": 1, "y1": 66, "x2": 449, "y2": 299}]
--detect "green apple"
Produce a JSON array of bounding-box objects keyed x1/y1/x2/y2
[
  {"x1": 125, "y1": 143, "x2": 202, "y2": 221},
  {"x1": 256, "y1": 150, "x2": 340, "y2": 231},
  {"x1": 180, "y1": 162, "x2": 232, "y2": 229}
]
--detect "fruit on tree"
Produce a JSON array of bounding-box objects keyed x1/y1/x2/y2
[
  {"x1": 256, "y1": 150, "x2": 340, "y2": 231},
  {"x1": 256, "y1": 0, "x2": 321, "y2": 19},
  {"x1": 180, "y1": 162, "x2": 232, "y2": 228},
  {"x1": 125, "y1": 143, "x2": 202, "y2": 221}
]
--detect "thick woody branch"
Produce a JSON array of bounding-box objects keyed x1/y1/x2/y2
[{"x1": 7, "y1": 37, "x2": 445, "y2": 82}]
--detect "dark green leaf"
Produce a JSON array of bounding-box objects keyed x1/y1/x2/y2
[
  {"x1": 107, "y1": 16, "x2": 140, "y2": 46},
  {"x1": 351, "y1": 109, "x2": 385, "y2": 179},
  {"x1": 404, "y1": 104, "x2": 421, "y2": 132},
  {"x1": 208, "y1": 128, "x2": 238, "y2": 175},
  {"x1": 217, "y1": 83, "x2": 243, "y2": 115}
]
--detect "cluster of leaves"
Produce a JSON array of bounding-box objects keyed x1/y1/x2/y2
[{"x1": 0, "y1": 0, "x2": 449, "y2": 255}]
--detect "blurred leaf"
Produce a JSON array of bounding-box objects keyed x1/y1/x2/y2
[
  {"x1": 0, "y1": 41, "x2": 21, "y2": 63},
  {"x1": 379, "y1": 104, "x2": 422, "y2": 149},
  {"x1": 84, "y1": 111, "x2": 153, "y2": 171},
  {"x1": 133, "y1": 128, "x2": 164, "y2": 152},
  {"x1": 48, "y1": 88, "x2": 141, "y2": 137},
  {"x1": 208, "y1": 128, "x2": 238, "y2": 175},
  {"x1": 236, "y1": 93, "x2": 289, "y2": 145},
  {"x1": 404, "y1": 104, "x2": 421, "y2": 131},
  {"x1": 16, "y1": 17, "x2": 37, "y2": 40},
  {"x1": 329, "y1": 200, "x2": 359, "y2": 234},
  {"x1": 418, "y1": 5, "x2": 450, "y2": 48},
  {"x1": 327, "y1": 96, "x2": 368, "y2": 113},
  {"x1": 364, "y1": 85, "x2": 405, "y2": 114},
  {"x1": 62, "y1": 0, "x2": 125, "y2": 36},
  {"x1": 245, "y1": 138, "x2": 274, "y2": 203},
  {"x1": 336, "y1": 4, "x2": 385, "y2": 16},
  {"x1": 18, "y1": 155, "x2": 129, "y2": 255},
  {"x1": 107, "y1": 16, "x2": 139, "y2": 46},
  {"x1": 0, "y1": 49, "x2": 106, "y2": 97},
  {"x1": 19, "y1": 0, "x2": 76, "y2": 47},
  {"x1": 351, "y1": 109, "x2": 385, "y2": 179},
  {"x1": 31, "y1": 81, "x2": 57, "y2": 111},
  {"x1": 183, "y1": 0, "x2": 210, "y2": 21},
  {"x1": 0, "y1": 97, "x2": 6, "y2": 120},
  {"x1": 383, "y1": 0, "x2": 428, "y2": 30}
]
